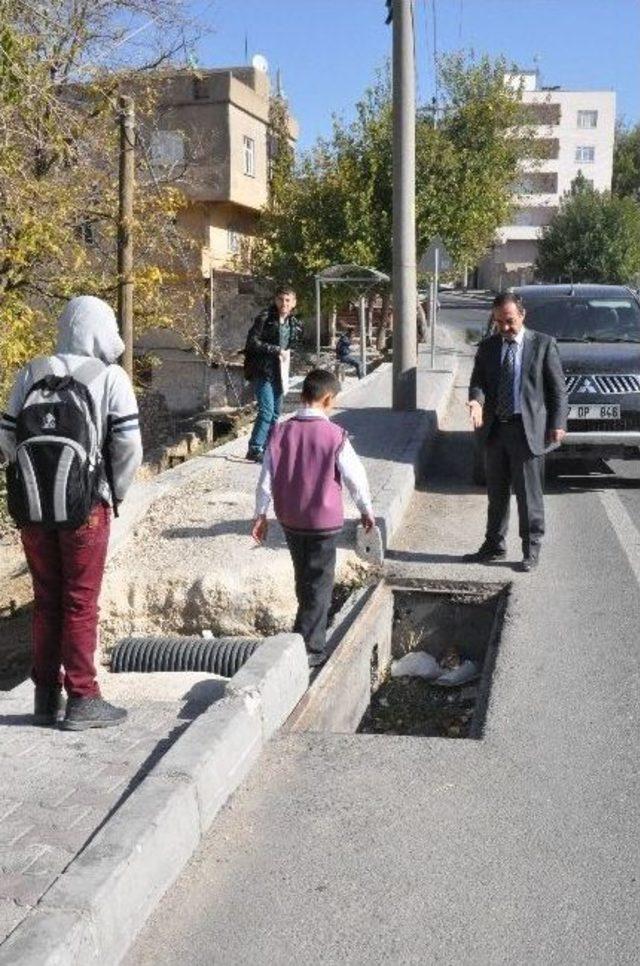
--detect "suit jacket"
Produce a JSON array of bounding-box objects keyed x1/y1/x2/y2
[{"x1": 469, "y1": 329, "x2": 569, "y2": 456}]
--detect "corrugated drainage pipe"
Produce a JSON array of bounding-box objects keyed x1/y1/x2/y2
[{"x1": 110, "y1": 635, "x2": 260, "y2": 678}]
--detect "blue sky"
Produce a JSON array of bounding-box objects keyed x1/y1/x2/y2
[{"x1": 196, "y1": 0, "x2": 639, "y2": 150}]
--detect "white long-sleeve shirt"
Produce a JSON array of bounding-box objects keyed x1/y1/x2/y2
[{"x1": 255, "y1": 407, "x2": 373, "y2": 519}]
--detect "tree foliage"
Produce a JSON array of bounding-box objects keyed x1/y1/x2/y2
[
  {"x1": 255, "y1": 54, "x2": 538, "y2": 310},
  {"x1": 536, "y1": 178, "x2": 640, "y2": 284},
  {"x1": 613, "y1": 121, "x2": 640, "y2": 201},
  {"x1": 0, "y1": 0, "x2": 203, "y2": 401}
]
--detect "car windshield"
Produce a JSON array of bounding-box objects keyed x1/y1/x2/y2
[{"x1": 522, "y1": 296, "x2": 640, "y2": 342}]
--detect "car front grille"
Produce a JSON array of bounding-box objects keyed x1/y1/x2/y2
[{"x1": 565, "y1": 373, "x2": 640, "y2": 394}]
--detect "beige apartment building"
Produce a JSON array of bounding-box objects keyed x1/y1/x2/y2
[
  {"x1": 478, "y1": 71, "x2": 616, "y2": 289},
  {"x1": 147, "y1": 65, "x2": 297, "y2": 277},
  {"x1": 133, "y1": 65, "x2": 298, "y2": 411}
]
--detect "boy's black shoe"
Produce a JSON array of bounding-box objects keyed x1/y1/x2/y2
[
  {"x1": 61, "y1": 696, "x2": 127, "y2": 731},
  {"x1": 34, "y1": 686, "x2": 65, "y2": 727},
  {"x1": 245, "y1": 449, "x2": 263, "y2": 463},
  {"x1": 308, "y1": 651, "x2": 327, "y2": 669},
  {"x1": 462, "y1": 542, "x2": 506, "y2": 563},
  {"x1": 520, "y1": 547, "x2": 540, "y2": 573}
]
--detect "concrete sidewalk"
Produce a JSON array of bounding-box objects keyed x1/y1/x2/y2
[
  {"x1": 99, "y1": 344, "x2": 457, "y2": 651},
  {"x1": 126, "y1": 355, "x2": 640, "y2": 966},
  {"x1": 0, "y1": 341, "x2": 457, "y2": 962}
]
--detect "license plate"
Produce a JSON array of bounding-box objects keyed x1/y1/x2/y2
[{"x1": 568, "y1": 404, "x2": 620, "y2": 420}]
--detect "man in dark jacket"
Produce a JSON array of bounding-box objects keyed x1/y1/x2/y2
[
  {"x1": 465, "y1": 291, "x2": 568, "y2": 572},
  {"x1": 244, "y1": 287, "x2": 302, "y2": 462}
]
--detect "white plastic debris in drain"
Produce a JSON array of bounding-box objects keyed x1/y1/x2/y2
[
  {"x1": 433, "y1": 660, "x2": 480, "y2": 688},
  {"x1": 355, "y1": 523, "x2": 384, "y2": 564},
  {"x1": 391, "y1": 651, "x2": 442, "y2": 679}
]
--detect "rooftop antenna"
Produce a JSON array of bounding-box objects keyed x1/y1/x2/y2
[{"x1": 244, "y1": 31, "x2": 248, "y2": 64}]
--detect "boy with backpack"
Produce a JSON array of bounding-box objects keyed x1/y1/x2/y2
[
  {"x1": 251, "y1": 369, "x2": 375, "y2": 668},
  {"x1": 0, "y1": 296, "x2": 142, "y2": 730}
]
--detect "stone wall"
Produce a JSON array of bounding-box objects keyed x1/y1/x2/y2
[{"x1": 136, "y1": 391, "x2": 176, "y2": 456}]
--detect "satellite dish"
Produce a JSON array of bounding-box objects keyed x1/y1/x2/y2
[{"x1": 252, "y1": 53, "x2": 269, "y2": 73}]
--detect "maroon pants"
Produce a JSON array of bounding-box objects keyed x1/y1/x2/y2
[{"x1": 20, "y1": 503, "x2": 111, "y2": 698}]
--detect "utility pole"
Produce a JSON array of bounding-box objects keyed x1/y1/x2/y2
[
  {"x1": 117, "y1": 95, "x2": 135, "y2": 379},
  {"x1": 391, "y1": 0, "x2": 417, "y2": 410}
]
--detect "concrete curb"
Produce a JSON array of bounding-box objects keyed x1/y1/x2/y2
[{"x1": 0, "y1": 633, "x2": 308, "y2": 966}]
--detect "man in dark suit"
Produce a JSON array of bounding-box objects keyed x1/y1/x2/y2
[{"x1": 465, "y1": 291, "x2": 568, "y2": 572}]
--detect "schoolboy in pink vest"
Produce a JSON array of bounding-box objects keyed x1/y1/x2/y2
[{"x1": 252, "y1": 369, "x2": 375, "y2": 667}]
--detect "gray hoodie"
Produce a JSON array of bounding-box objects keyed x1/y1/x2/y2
[{"x1": 0, "y1": 296, "x2": 142, "y2": 503}]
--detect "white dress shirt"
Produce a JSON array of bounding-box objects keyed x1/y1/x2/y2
[
  {"x1": 500, "y1": 328, "x2": 525, "y2": 414},
  {"x1": 255, "y1": 407, "x2": 373, "y2": 518}
]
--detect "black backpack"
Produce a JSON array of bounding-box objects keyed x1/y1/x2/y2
[{"x1": 6, "y1": 358, "x2": 111, "y2": 530}]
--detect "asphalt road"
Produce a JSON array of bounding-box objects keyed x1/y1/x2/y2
[{"x1": 127, "y1": 302, "x2": 640, "y2": 966}]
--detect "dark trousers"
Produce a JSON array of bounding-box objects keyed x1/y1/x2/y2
[
  {"x1": 485, "y1": 418, "x2": 545, "y2": 553},
  {"x1": 339, "y1": 354, "x2": 363, "y2": 379},
  {"x1": 20, "y1": 503, "x2": 111, "y2": 697},
  {"x1": 284, "y1": 529, "x2": 339, "y2": 658}
]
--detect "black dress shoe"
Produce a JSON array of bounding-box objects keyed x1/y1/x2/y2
[
  {"x1": 462, "y1": 544, "x2": 506, "y2": 563},
  {"x1": 34, "y1": 687, "x2": 65, "y2": 727},
  {"x1": 61, "y1": 696, "x2": 127, "y2": 731}
]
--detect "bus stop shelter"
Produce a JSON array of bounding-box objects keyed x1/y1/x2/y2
[{"x1": 314, "y1": 264, "x2": 390, "y2": 376}]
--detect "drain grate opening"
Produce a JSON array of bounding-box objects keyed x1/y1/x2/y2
[
  {"x1": 358, "y1": 587, "x2": 502, "y2": 738},
  {"x1": 288, "y1": 579, "x2": 509, "y2": 739}
]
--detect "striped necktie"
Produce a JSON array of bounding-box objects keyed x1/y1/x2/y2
[{"x1": 496, "y1": 340, "x2": 517, "y2": 418}]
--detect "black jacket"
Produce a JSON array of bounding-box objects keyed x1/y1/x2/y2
[
  {"x1": 336, "y1": 334, "x2": 352, "y2": 360},
  {"x1": 243, "y1": 305, "x2": 302, "y2": 382},
  {"x1": 469, "y1": 329, "x2": 568, "y2": 456}
]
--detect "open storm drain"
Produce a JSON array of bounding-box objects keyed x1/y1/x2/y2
[{"x1": 288, "y1": 578, "x2": 508, "y2": 740}]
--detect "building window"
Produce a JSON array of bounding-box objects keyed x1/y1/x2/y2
[
  {"x1": 150, "y1": 130, "x2": 185, "y2": 167},
  {"x1": 227, "y1": 227, "x2": 241, "y2": 254},
  {"x1": 75, "y1": 220, "x2": 95, "y2": 245},
  {"x1": 514, "y1": 172, "x2": 558, "y2": 195},
  {"x1": 521, "y1": 102, "x2": 561, "y2": 126},
  {"x1": 243, "y1": 136, "x2": 255, "y2": 177},
  {"x1": 577, "y1": 110, "x2": 598, "y2": 129},
  {"x1": 192, "y1": 77, "x2": 209, "y2": 100},
  {"x1": 575, "y1": 145, "x2": 595, "y2": 163}
]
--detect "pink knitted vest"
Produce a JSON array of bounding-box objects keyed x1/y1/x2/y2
[{"x1": 268, "y1": 417, "x2": 347, "y2": 531}]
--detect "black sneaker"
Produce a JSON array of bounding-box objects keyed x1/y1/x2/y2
[
  {"x1": 520, "y1": 548, "x2": 540, "y2": 573},
  {"x1": 34, "y1": 687, "x2": 65, "y2": 727},
  {"x1": 245, "y1": 449, "x2": 263, "y2": 464},
  {"x1": 308, "y1": 652, "x2": 327, "y2": 669},
  {"x1": 462, "y1": 543, "x2": 506, "y2": 563},
  {"x1": 61, "y1": 696, "x2": 128, "y2": 731}
]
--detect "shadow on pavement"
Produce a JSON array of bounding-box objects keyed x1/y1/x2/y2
[{"x1": 0, "y1": 714, "x2": 34, "y2": 727}]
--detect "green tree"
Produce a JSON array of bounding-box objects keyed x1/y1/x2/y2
[
  {"x1": 536, "y1": 181, "x2": 640, "y2": 284},
  {"x1": 613, "y1": 121, "x2": 640, "y2": 200},
  {"x1": 255, "y1": 54, "x2": 538, "y2": 312}
]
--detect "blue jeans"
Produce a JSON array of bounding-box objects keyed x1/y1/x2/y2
[
  {"x1": 248, "y1": 377, "x2": 283, "y2": 453},
  {"x1": 340, "y1": 354, "x2": 363, "y2": 378}
]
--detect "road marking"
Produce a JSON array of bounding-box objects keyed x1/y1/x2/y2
[{"x1": 599, "y1": 490, "x2": 640, "y2": 587}]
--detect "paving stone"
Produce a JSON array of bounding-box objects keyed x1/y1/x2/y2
[
  {"x1": 0, "y1": 899, "x2": 25, "y2": 945},
  {"x1": 0, "y1": 689, "x2": 211, "y2": 945}
]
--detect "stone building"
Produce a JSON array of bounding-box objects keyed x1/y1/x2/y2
[
  {"x1": 134, "y1": 64, "x2": 298, "y2": 411},
  {"x1": 478, "y1": 71, "x2": 616, "y2": 290}
]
